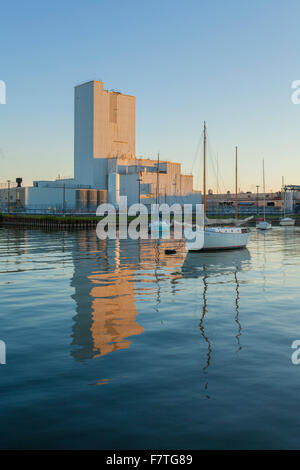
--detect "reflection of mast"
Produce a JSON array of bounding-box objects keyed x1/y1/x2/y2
[
  {"x1": 199, "y1": 272, "x2": 211, "y2": 399},
  {"x1": 199, "y1": 272, "x2": 212, "y2": 373},
  {"x1": 262, "y1": 232, "x2": 267, "y2": 292},
  {"x1": 153, "y1": 241, "x2": 161, "y2": 313},
  {"x1": 234, "y1": 271, "x2": 242, "y2": 352}
]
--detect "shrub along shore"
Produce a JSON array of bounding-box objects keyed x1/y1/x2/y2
[
  {"x1": 0, "y1": 213, "x2": 135, "y2": 229},
  {"x1": 0, "y1": 213, "x2": 299, "y2": 229}
]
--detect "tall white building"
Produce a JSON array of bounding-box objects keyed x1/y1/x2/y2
[
  {"x1": 73, "y1": 80, "x2": 195, "y2": 207},
  {"x1": 74, "y1": 80, "x2": 136, "y2": 189}
]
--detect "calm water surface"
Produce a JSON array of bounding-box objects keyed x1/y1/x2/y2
[{"x1": 1, "y1": 226, "x2": 300, "y2": 449}]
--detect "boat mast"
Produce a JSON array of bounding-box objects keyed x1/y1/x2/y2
[
  {"x1": 263, "y1": 159, "x2": 266, "y2": 221},
  {"x1": 203, "y1": 121, "x2": 206, "y2": 226},
  {"x1": 235, "y1": 146, "x2": 238, "y2": 219},
  {"x1": 156, "y1": 152, "x2": 160, "y2": 205},
  {"x1": 216, "y1": 153, "x2": 219, "y2": 195},
  {"x1": 282, "y1": 176, "x2": 286, "y2": 217}
]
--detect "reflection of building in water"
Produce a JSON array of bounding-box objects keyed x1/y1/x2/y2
[
  {"x1": 70, "y1": 232, "x2": 183, "y2": 361},
  {"x1": 71, "y1": 233, "x2": 144, "y2": 361},
  {"x1": 89, "y1": 269, "x2": 144, "y2": 358}
]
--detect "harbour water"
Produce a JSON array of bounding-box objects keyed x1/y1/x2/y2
[{"x1": 1, "y1": 226, "x2": 300, "y2": 449}]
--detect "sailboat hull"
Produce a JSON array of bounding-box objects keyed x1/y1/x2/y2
[
  {"x1": 185, "y1": 227, "x2": 251, "y2": 252},
  {"x1": 256, "y1": 221, "x2": 272, "y2": 230},
  {"x1": 149, "y1": 221, "x2": 170, "y2": 233},
  {"x1": 279, "y1": 217, "x2": 295, "y2": 226}
]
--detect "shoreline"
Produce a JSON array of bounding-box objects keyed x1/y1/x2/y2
[{"x1": 1, "y1": 213, "x2": 299, "y2": 229}]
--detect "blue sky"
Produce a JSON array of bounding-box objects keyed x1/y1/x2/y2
[{"x1": 1, "y1": 0, "x2": 300, "y2": 192}]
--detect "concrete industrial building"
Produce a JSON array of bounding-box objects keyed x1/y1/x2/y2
[
  {"x1": 73, "y1": 80, "x2": 196, "y2": 208},
  {"x1": 74, "y1": 80, "x2": 136, "y2": 189},
  {"x1": 0, "y1": 80, "x2": 197, "y2": 212}
]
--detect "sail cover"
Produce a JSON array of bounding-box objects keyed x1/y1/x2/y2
[{"x1": 204, "y1": 216, "x2": 253, "y2": 226}]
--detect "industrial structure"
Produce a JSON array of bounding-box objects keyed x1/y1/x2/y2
[{"x1": 0, "y1": 80, "x2": 198, "y2": 212}]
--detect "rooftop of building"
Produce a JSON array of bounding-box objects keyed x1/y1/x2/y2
[{"x1": 74, "y1": 80, "x2": 135, "y2": 98}]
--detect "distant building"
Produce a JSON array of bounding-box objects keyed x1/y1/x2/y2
[{"x1": 205, "y1": 191, "x2": 285, "y2": 211}]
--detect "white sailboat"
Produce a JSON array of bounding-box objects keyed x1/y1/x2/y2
[
  {"x1": 256, "y1": 159, "x2": 272, "y2": 230},
  {"x1": 280, "y1": 217, "x2": 295, "y2": 226},
  {"x1": 280, "y1": 181, "x2": 295, "y2": 226},
  {"x1": 184, "y1": 123, "x2": 251, "y2": 251}
]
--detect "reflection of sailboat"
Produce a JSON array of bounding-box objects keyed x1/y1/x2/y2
[
  {"x1": 181, "y1": 248, "x2": 250, "y2": 397},
  {"x1": 184, "y1": 123, "x2": 251, "y2": 251},
  {"x1": 181, "y1": 248, "x2": 251, "y2": 278}
]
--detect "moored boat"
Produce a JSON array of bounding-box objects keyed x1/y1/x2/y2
[
  {"x1": 184, "y1": 123, "x2": 251, "y2": 252},
  {"x1": 279, "y1": 217, "x2": 295, "y2": 226},
  {"x1": 256, "y1": 220, "x2": 272, "y2": 230},
  {"x1": 279, "y1": 184, "x2": 295, "y2": 226},
  {"x1": 185, "y1": 226, "x2": 251, "y2": 251}
]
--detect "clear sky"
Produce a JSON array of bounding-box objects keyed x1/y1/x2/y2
[{"x1": 1, "y1": 0, "x2": 300, "y2": 193}]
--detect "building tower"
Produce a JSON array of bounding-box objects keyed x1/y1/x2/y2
[{"x1": 74, "y1": 80, "x2": 136, "y2": 189}]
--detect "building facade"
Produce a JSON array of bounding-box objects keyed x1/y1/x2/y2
[{"x1": 74, "y1": 80, "x2": 136, "y2": 189}]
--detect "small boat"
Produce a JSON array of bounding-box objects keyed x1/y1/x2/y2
[
  {"x1": 279, "y1": 217, "x2": 295, "y2": 226},
  {"x1": 279, "y1": 183, "x2": 295, "y2": 226},
  {"x1": 256, "y1": 159, "x2": 272, "y2": 230},
  {"x1": 256, "y1": 220, "x2": 272, "y2": 230},
  {"x1": 184, "y1": 123, "x2": 251, "y2": 251}
]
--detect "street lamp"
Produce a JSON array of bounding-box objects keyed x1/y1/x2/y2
[
  {"x1": 256, "y1": 185, "x2": 260, "y2": 216},
  {"x1": 137, "y1": 171, "x2": 142, "y2": 204},
  {"x1": 62, "y1": 183, "x2": 66, "y2": 212},
  {"x1": 7, "y1": 180, "x2": 11, "y2": 213}
]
